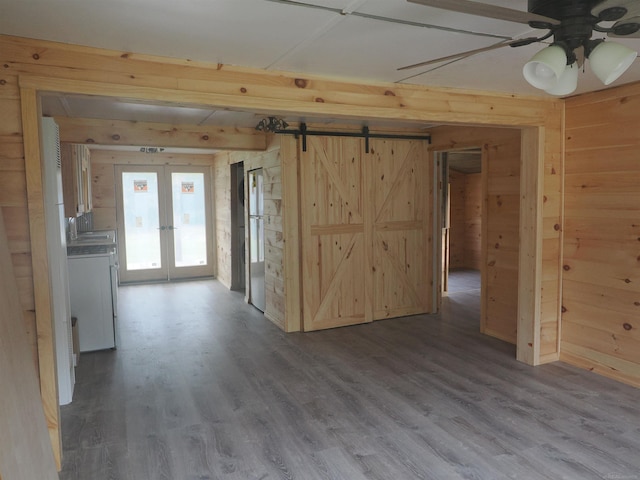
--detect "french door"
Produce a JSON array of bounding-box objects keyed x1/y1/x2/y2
[{"x1": 115, "y1": 165, "x2": 214, "y2": 283}]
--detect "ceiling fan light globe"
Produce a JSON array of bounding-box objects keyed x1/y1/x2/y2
[
  {"x1": 544, "y1": 63, "x2": 579, "y2": 95},
  {"x1": 523, "y1": 45, "x2": 568, "y2": 90},
  {"x1": 589, "y1": 41, "x2": 637, "y2": 85}
]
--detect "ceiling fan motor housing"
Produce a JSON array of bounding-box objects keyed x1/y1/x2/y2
[
  {"x1": 528, "y1": 0, "x2": 601, "y2": 20},
  {"x1": 528, "y1": 0, "x2": 614, "y2": 61}
]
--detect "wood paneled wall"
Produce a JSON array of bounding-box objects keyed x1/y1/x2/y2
[
  {"x1": 483, "y1": 136, "x2": 521, "y2": 344},
  {"x1": 0, "y1": 210, "x2": 58, "y2": 480},
  {"x1": 213, "y1": 138, "x2": 287, "y2": 330},
  {"x1": 449, "y1": 170, "x2": 466, "y2": 269},
  {"x1": 563, "y1": 83, "x2": 640, "y2": 387},
  {"x1": 465, "y1": 173, "x2": 482, "y2": 270},
  {"x1": 449, "y1": 171, "x2": 482, "y2": 271},
  {"x1": 0, "y1": 32, "x2": 563, "y2": 464}
]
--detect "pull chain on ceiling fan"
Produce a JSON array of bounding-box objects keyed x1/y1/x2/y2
[{"x1": 402, "y1": 0, "x2": 640, "y2": 95}]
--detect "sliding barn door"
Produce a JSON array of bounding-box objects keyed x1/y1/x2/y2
[
  {"x1": 300, "y1": 137, "x2": 369, "y2": 331},
  {"x1": 299, "y1": 136, "x2": 433, "y2": 331},
  {"x1": 370, "y1": 139, "x2": 432, "y2": 319}
]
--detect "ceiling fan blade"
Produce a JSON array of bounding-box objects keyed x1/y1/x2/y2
[
  {"x1": 397, "y1": 37, "x2": 544, "y2": 71},
  {"x1": 592, "y1": 0, "x2": 640, "y2": 21},
  {"x1": 398, "y1": 40, "x2": 511, "y2": 71},
  {"x1": 407, "y1": 0, "x2": 559, "y2": 26},
  {"x1": 608, "y1": 16, "x2": 640, "y2": 37}
]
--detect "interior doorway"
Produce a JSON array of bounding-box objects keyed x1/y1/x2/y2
[
  {"x1": 440, "y1": 149, "x2": 483, "y2": 296},
  {"x1": 230, "y1": 162, "x2": 246, "y2": 292},
  {"x1": 115, "y1": 165, "x2": 214, "y2": 283}
]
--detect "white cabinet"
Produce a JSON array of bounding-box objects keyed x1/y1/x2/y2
[
  {"x1": 68, "y1": 254, "x2": 116, "y2": 352},
  {"x1": 62, "y1": 143, "x2": 92, "y2": 217}
]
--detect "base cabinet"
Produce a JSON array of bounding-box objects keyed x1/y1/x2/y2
[{"x1": 68, "y1": 254, "x2": 116, "y2": 352}]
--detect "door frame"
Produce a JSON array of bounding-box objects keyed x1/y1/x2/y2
[
  {"x1": 247, "y1": 167, "x2": 265, "y2": 311},
  {"x1": 432, "y1": 148, "x2": 486, "y2": 313},
  {"x1": 115, "y1": 164, "x2": 214, "y2": 283},
  {"x1": 230, "y1": 162, "x2": 246, "y2": 291},
  {"x1": 19, "y1": 74, "x2": 551, "y2": 465}
]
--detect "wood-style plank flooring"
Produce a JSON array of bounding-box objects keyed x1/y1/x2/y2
[
  {"x1": 446, "y1": 269, "x2": 481, "y2": 294},
  {"x1": 59, "y1": 276, "x2": 640, "y2": 479}
]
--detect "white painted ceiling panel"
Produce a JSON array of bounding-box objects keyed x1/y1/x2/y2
[{"x1": 271, "y1": 14, "x2": 506, "y2": 83}]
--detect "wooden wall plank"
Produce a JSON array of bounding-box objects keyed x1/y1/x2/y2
[
  {"x1": 448, "y1": 170, "x2": 466, "y2": 269},
  {"x1": 517, "y1": 127, "x2": 544, "y2": 364},
  {"x1": 280, "y1": 135, "x2": 302, "y2": 333},
  {"x1": 57, "y1": 117, "x2": 267, "y2": 151},
  {"x1": 0, "y1": 210, "x2": 58, "y2": 480},
  {"x1": 563, "y1": 82, "x2": 640, "y2": 387},
  {"x1": 444, "y1": 170, "x2": 482, "y2": 271},
  {"x1": 464, "y1": 173, "x2": 482, "y2": 270}
]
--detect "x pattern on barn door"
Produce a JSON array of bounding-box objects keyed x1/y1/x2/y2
[
  {"x1": 300, "y1": 136, "x2": 432, "y2": 332},
  {"x1": 370, "y1": 139, "x2": 432, "y2": 320}
]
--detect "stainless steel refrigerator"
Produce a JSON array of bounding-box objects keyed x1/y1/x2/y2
[{"x1": 248, "y1": 169, "x2": 265, "y2": 312}]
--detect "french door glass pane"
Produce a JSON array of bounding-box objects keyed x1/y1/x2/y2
[
  {"x1": 121, "y1": 172, "x2": 162, "y2": 270},
  {"x1": 171, "y1": 172, "x2": 207, "y2": 267}
]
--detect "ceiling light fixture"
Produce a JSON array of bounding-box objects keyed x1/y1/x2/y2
[
  {"x1": 521, "y1": 1, "x2": 639, "y2": 96},
  {"x1": 403, "y1": 1, "x2": 640, "y2": 96},
  {"x1": 524, "y1": 39, "x2": 637, "y2": 95}
]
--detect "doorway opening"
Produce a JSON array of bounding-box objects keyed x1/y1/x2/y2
[
  {"x1": 440, "y1": 148, "x2": 483, "y2": 296},
  {"x1": 115, "y1": 165, "x2": 214, "y2": 283},
  {"x1": 230, "y1": 162, "x2": 246, "y2": 292}
]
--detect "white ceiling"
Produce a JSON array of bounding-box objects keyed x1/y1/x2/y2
[{"x1": 4, "y1": 0, "x2": 640, "y2": 130}]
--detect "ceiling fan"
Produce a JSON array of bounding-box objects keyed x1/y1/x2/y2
[{"x1": 400, "y1": 0, "x2": 640, "y2": 95}]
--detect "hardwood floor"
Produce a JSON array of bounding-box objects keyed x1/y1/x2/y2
[
  {"x1": 59, "y1": 279, "x2": 640, "y2": 480},
  {"x1": 446, "y1": 269, "x2": 481, "y2": 294}
]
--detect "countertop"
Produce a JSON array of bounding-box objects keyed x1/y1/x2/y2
[{"x1": 67, "y1": 230, "x2": 117, "y2": 256}]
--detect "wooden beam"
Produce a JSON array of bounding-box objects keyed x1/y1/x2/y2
[
  {"x1": 280, "y1": 135, "x2": 302, "y2": 333},
  {"x1": 517, "y1": 127, "x2": 544, "y2": 366},
  {"x1": 19, "y1": 87, "x2": 62, "y2": 468},
  {"x1": 20, "y1": 74, "x2": 551, "y2": 127},
  {"x1": 56, "y1": 117, "x2": 267, "y2": 151}
]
